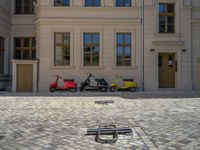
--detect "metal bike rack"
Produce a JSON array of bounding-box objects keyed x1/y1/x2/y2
[{"x1": 86, "y1": 100, "x2": 133, "y2": 144}]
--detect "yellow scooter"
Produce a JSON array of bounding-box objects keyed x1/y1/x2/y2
[{"x1": 110, "y1": 75, "x2": 137, "y2": 92}]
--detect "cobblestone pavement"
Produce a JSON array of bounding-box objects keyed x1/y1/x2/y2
[{"x1": 0, "y1": 92, "x2": 200, "y2": 150}]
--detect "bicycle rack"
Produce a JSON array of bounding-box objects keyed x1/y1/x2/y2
[
  {"x1": 95, "y1": 100, "x2": 115, "y2": 105},
  {"x1": 86, "y1": 100, "x2": 132, "y2": 144}
]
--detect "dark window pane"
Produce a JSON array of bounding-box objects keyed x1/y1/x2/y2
[
  {"x1": 0, "y1": 51, "x2": 4, "y2": 73},
  {"x1": 23, "y1": 50, "x2": 30, "y2": 59},
  {"x1": 167, "y1": 4, "x2": 174, "y2": 13},
  {"x1": 85, "y1": 0, "x2": 101, "y2": 6},
  {"x1": 23, "y1": 38, "x2": 30, "y2": 47},
  {"x1": 167, "y1": 25, "x2": 174, "y2": 33},
  {"x1": 15, "y1": 38, "x2": 21, "y2": 47},
  {"x1": 15, "y1": 50, "x2": 21, "y2": 59},
  {"x1": 32, "y1": 50, "x2": 36, "y2": 59},
  {"x1": 32, "y1": 38, "x2": 36, "y2": 47},
  {"x1": 167, "y1": 16, "x2": 174, "y2": 24},
  {"x1": 159, "y1": 16, "x2": 165, "y2": 24},
  {"x1": 116, "y1": 0, "x2": 131, "y2": 7},
  {"x1": 159, "y1": 25, "x2": 165, "y2": 33}
]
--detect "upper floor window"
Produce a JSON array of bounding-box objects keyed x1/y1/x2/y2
[
  {"x1": 159, "y1": 3, "x2": 175, "y2": 33},
  {"x1": 116, "y1": 33, "x2": 131, "y2": 66},
  {"x1": 0, "y1": 37, "x2": 4, "y2": 74},
  {"x1": 116, "y1": 0, "x2": 131, "y2": 7},
  {"x1": 54, "y1": 33, "x2": 71, "y2": 66},
  {"x1": 54, "y1": 0, "x2": 70, "y2": 6},
  {"x1": 85, "y1": 0, "x2": 101, "y2": 7},
  {"x1": 14, "y1": 37, "x2": 36, "y2": 60},
  {"x1": 15, "y1": 0, "x2": 34, "y2": 14},
  {"x1": 83, "y1": 33, "x2": 100, "y2": 66}
]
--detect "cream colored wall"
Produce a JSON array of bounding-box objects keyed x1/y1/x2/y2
[
  {"x1": 35, "y1": 0, "x2": 196, "y2": 91},
  {"x1": 37, "y1": 22, "x2": 141, "y2": 92}
]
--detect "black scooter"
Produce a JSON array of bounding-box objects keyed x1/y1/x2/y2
[{"x1": 80, "y1": 73, "x2": 108, "y2": 92}]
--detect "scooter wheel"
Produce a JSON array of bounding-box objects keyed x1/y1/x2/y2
[
  {"x1": 129, "y1": 87, "x2": 136, "y2": 92},
  {"x1": 100, "y1": 87, "x2": 107, "y2": 92},
  {"x1": 50, "y1": 87, "x2": 55, "y2": 93},
  {"x1": 110, "y1": 86, "x2": 117, "y2": 92},
  {"x1": 80, "y1": 86, "x2": 85, "y2": 92}
]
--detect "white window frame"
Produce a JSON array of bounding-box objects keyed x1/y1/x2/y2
[
  {"x1": 80, "y1": 29, "x2": 104, "y2": 69},
  {"x1": 114, "y1": 29, "x2": 136, "y2": 69},
  {"x1": 51, "y1": 28, "x2": 74, "y2": 69}
]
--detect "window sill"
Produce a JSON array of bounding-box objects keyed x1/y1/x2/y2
[
  {"x1": 112, "y1": 66, "x2": 137, "y2": 70},
  {"x1": 49, "y1": 66, "x2": 75, "y2": 69},
  {"x1": 79, "y1": 66, "x2": 105, "y2": 70},
  {"x1": 154, "y1": 33, "x2": 183, "y2": 37}
]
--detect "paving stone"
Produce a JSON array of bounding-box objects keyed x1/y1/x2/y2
[{"x1": 0, "y1": 92, "x2": 199, "y2": 149}]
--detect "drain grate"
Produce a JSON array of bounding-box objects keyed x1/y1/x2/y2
[{"x1": 95, "y1": 100, "x2": 115, "y2": 105}]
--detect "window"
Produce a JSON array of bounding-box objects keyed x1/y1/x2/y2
[
  {"x1": 54, "y1": 33, "x2": 70, "y2": 66},
  {"x1": 83, "y1": 33, "x2": 99, "y2": 66},
  {"x1": 54, "y1": 0, "x2": 70, "y2": 6},
  {"x1": 116, "y1": 0, "x2": 131, "y2": 7},
  {"x1": 116, "y1": 33, "x2": 131, "y2": 66},
  {"x1": 14, "y1": 37, "x2": 36, "y2": 60},
  {"x1": 15, "y1": 0, "x2": 34, "y2": 14},
  {"x1": 159, "y1": 3, "x2": 175, "y2": 33},
  {"x1": 0, "y1": 37, "x2": 4, "y2": 74},
  {"x1": 85, "y1": 0, "x2": 101, "y2": 7}
]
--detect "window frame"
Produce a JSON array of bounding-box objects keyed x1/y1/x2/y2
[
  {"x1": 14, "y1": 37, "x2": 36, "y2": 60},
  {"x1": 15, "y1": 0, "x2": 34, "y2": 15},
  {"x1": 83, "y1": 32, "x2": 100, "y2": 67},
  {"x1": 85, "y1": 0, "x2": 101, "y2": 7},
  {"x1": 116, "y1": 32, "x2": 132, "y2": 67},
  {"x1": 116, "y1": 0, "x2": 132, "y2": 7},
  {"x1": 0, "y1": 37, "x2": 4, "y2": 74},
  {"x1": 159, "y1": 3, "x2": 175, "y2": 34},
  {"x1": 54, "y1": 32, "x2": 71, "y2": 66}
]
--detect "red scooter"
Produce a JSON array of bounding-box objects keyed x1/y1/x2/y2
[{"x1": 50, "y1": 75, "x2": 77, "y2": 92}]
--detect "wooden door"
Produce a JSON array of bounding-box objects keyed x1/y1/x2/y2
[
  {"x1": 159, "y1": 53, "x2": 176, "y2": 88},
  {"x1": 17, "y1": 64, "x2": 33, "y2": 92}
]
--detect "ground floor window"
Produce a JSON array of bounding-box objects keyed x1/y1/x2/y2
[
  {"x1": 0, "y1": 37, "x2": 4, "y2": 73},
  {"x1": 116, "y1": 32, "x2": 131, "y2": 66},
  {"x1": 14, "y1": 37, "x2": 36, "y2": 60},
  {"x1": 54, "y1": 33, "x2": 70, "y2": 66},
  {"x1": 83, "y1": 32, "x2": 100, "y2": 66}
]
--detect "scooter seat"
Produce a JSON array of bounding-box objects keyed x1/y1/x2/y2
[
  {"x1": 95, "y1": 78, "x2": 108, "y2": 85},
  {"x1": 123, "y1": 79, "x2": 134, "y2": 82}
]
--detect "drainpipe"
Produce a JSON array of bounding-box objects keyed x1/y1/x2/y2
[{"x1": 141, "y1": 0, "x2": 144, "y2": 91}]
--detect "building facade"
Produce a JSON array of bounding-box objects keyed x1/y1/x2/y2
[{"x1": 0, "y1": 0, "x2": 200, "y2": 92}]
